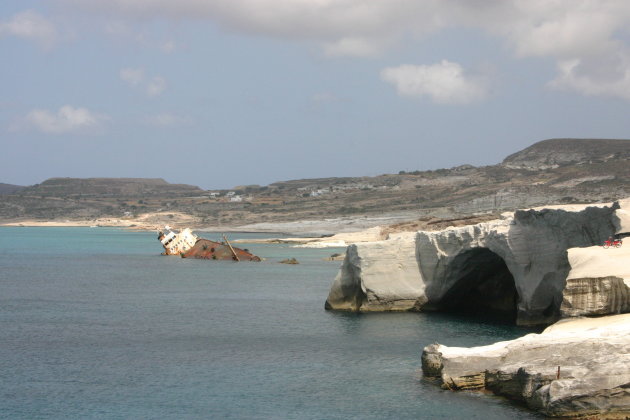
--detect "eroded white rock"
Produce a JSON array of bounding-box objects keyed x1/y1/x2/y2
[
  {"x1": 324, "y1": 237, "x2": 426, "y2": 311},
  {"x1": 560, "y1": 245, "x2": 630, "y2": 317},
  {"x1": 613, "y1": 198, "x2": 630, "y2": 235},
  {"x1": 421, "y1": 314, "x2": 630, "y2": 418},
  {"x1": 326, "y1": 201, "x2": 622, "y2": 325}
]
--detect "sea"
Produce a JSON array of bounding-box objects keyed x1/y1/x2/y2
[{"x1": 0, "y1": 227, "x2": 542, "y2": 419}]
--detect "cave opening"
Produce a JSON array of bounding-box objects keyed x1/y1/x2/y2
[{"x1": 439, "y1": 248, "x2": 518, "y2": 324}]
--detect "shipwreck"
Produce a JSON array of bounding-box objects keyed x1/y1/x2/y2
[{"x1": 157, "y1": 226, "x2": 261, "y2": 261}]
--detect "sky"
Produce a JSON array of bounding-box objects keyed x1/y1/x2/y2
[{"x1": 2, "y1": 1, "x2": 630, "y2": 190}]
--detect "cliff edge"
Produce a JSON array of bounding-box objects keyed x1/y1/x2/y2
[
  {"x1": 421, "y1": 314, "x2": 630, "y2": 418},
  {"x1": 326, "y1": 199, "x2": 629, "y2": 325}
]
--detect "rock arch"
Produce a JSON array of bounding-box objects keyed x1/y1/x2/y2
[
  {"x1": 325, "y1": 202, "x2": 622, "y2": 325},
  {"x1": 437, "y1": 248, "x2": 518, "y2": 322}
]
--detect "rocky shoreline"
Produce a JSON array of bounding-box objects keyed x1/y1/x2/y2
[
  {"x1": 422, "y1": 314, "x2": 630, "y2": 418},
  {"x1": 322, "y1": 198, "x2": 630, "y2": 418},
  {"x1": 325, "y1": 200, "x2": 629, "y2": 324},
  {"x1": 5, "y1": 197, "x2": 630, "y2": 418}
]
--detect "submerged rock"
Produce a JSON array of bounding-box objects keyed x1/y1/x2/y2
[{"x1": 421, "y1": 314, "x2": 630, "y2": 418}]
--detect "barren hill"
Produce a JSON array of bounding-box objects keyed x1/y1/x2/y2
[
  {"x1": 503, "y1": 138, "x2": 630, "y2": 170},
  {"x1": 1, "y1": 138, "x2": 629, "y2": 227},
  {"x1": 24, "y1": 177, "x2": 203, "y2": 198},
  {"x1": 0, "y1": 183, "x2": 25, "y2": 195}
]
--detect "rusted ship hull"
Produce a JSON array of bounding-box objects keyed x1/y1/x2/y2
[
  {"x1": 182, "y1": 239, "x2": 261, "y2": 261},
  {"x1": 158, "y1": 226, "x2": 260, "y2": 261}
]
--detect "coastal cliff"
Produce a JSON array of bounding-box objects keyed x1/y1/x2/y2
[
  {"x1": 421, "y1": 314, "x2": 630, "y2": 418},
  {"x1": 326, "y1": 200, "x2": 629, "y2": 325},
  {"x1": 324, "y1": 237, "x2": 426, "y2": 311}
]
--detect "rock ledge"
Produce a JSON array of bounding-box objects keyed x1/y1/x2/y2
[{"x1": 421, "y1": 314, "x2": 630, "y2": 418}]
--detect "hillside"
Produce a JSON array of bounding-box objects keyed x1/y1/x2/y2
[
  {"x1": 0, "y1": 183, "x2": 25, "y2": 195},
  {"x1": 1, "y1": 138, "x2": 629, "y2": 228},
  {"x1": 25, "y1": 178, "x2": 202, "y2": 198},
  {"x1": 503, "y1": 138, "x2": 630, "y2": 170}
]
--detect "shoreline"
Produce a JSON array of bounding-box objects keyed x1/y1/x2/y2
[{"x1": 0, "y1": 211, "x2": 423, "y2": 236}]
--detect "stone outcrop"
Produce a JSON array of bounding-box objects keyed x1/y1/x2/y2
[
  {"x1": 324, "y1": 238, "x2": 426, "y2": 311},
  {"x1": 326, "y1": 202, "x2": 622, "y2": 325},
  {"x1": 560, "y1": 245, "x2": 630, "y2": 317},
  {"x1": 613, "y1": 198, "x2": 630, "y2": 235},
  {"x1": 421, "y1": 314, "x2": 630, "y2": 418},
  {"x1": 561, "y1": 277, "x2": 630, "y2": 317}
]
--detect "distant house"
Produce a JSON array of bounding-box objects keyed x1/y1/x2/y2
[
  {"x1": 230, "y1": 195, "x2": 243, "y2": 202},
  {"x1": 310, "y1": 189, "x2": 329, "y2": 197}
]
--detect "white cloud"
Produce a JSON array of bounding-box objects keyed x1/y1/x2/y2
[
  {"x1": 120, "y1": 67, "x2": 145, "y2": 86},
  {"x1": 0, "y1": 10, "x2": 58, "y2": 49},
  {"x1": 62, "y1": 0, "x2": 630, "y2": 59},
  {"x1": 119, "y1": 68, "x2": 166, "y2": 96},
  {"x1": 491, "y1": 1, "x2": 629, "y2": 59},
  {"x1": 65, "y1": 0, "x2": 445, "y2": 56},
  {"x1": 549, "y1": 55, "x2": 630, "y2": 100},
  {"x1": 323, "y1": 37, "x2": 387, "y2": 58},
  {"x1": 381, "y1": 61, "x2": 487, "y2": 105},
  {"x1": 18, "y1": 106, "x2": 108, "y2": 134},
  {"x1": 146, "y1": 76, "x2": 166, "y2": 96},
  {"x1": 67, "y1": 0, "x2": 630, "y2": 100}
]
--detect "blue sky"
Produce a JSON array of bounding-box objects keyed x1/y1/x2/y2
[{"x1": 2, "y1": 1, "x2": 630, "y2": 189}]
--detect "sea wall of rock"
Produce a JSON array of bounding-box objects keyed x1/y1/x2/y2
[
  {"x1": 326, "y1": 201, "x2": 624, "y2": 325},
  {"x1": 421, "y1": 314, "x2": 630, "y2": 418}
]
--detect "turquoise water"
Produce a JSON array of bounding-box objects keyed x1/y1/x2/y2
[{"x1": 0, "y1": 227, "x2": 541, "y2": 419}]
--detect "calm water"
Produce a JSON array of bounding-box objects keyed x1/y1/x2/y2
[{"x1": 0, "y1": 227, "x2": 541, "y2": 419}]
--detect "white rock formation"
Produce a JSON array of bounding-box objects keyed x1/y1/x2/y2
[
  {"x1": 294, "y1": 226, "x2": 383, "y2": 248},
  {"x1": 324, "y1": 237, "x2": 426, "y2": 311},
  {"x1": 326, "y1": 202, "x2": 621, "y2": 325},
  {"x1": 421, "y1": 314, "x2": 630, "y2": 418},
  {"x1": 560, "y1": 245, "x2": 630, "y2": 317},
  {"x1": 613, "y1": 197, "x2": 630, "y2": 235}
]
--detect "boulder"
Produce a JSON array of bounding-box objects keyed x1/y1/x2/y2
[{"x1": 421, "y1": 314, "x2": 630, "y2": 418}]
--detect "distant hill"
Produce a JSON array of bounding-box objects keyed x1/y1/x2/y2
[
  {"x1": 1, "y1": 139, "x2": 629, "y2": 225},
  {"x1": 503, "y1": 138, "x2": 630, "y2": 170},
  {"x1": 0, "y1": 183, "x2": 25, "y2": 195},
  {"x1": 22, "y1": 177, "x2": 203, "y2": 198}
]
